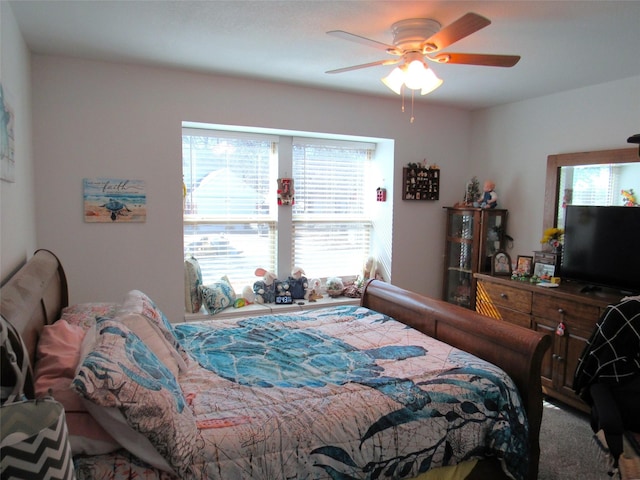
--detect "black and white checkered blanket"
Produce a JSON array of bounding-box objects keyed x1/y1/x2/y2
[{"x1": 573, "y1": 297, "x2": 640, "y2": 402}]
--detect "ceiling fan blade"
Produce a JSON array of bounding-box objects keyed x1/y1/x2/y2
[
  {"x1": 327, "y1": 30, "x2": 396, "y2": 52},
  {"x1": 423, "y1": 12, "x2": 491, "y2": 52},
  {"x1": 431, "y1": 52, "x2": 521, "y2": 67},
  {"x1": 326, "y1": 58, "x2": 400, "y2": 74}
]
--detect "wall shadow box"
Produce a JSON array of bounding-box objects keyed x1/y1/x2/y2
[{"x1": 402, "y1": 167, "x2": 439, "y2": 201}]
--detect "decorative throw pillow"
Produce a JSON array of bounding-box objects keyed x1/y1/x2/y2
[
  {"x1": 118, "y1": 312, "x2": 187, "y2": 376},
  {"x1": 119, "y1": 290, "x2": 186, "y2": 358},
  {"x1": 34, "y1": 320, "x2": 119, "y2": 455},
  {"x1": 72, "y1": 317, "x2": 203, "y2": 477},
  {"x1": 184, "y1": 256, "x2": 203, "y2": 314},
  {"x1": 200, "y1": 276, "x2": 236, "y2": 315}
]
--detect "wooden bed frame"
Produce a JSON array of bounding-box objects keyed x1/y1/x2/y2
[{"x1": 1, "y1": 250, "x2": 550, "y2": 480}]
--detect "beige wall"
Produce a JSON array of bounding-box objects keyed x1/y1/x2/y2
[
  {"x1": 30, "y1": 55, "x2": 471, "y2": 321},
  {"x1": 470, "y1": 76, "x2": 640, "y2": 259},
  {"x1": 0, "y1": 1, "x2": 37, "y2": 280}
]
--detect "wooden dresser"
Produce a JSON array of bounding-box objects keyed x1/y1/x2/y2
[{"x1": 475, "y1": 273, "x2": 624, "y2": 412}]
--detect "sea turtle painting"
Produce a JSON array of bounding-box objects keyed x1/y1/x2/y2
[{"x1": 101, "y1": 198, "x2": 131, "y2": 221}]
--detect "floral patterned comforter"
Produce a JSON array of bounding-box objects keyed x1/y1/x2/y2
[{"x1": 76, "y1": 305, "x2": 528, "y2": 480}]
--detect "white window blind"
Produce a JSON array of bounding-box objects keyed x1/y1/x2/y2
[
  {"x1": 292, "y1": 138, "x2": 374, "y2": 278},
  {"x1": 558, "y1": 164, "x2": 620, "y2": 226},
  {"x1": 182, "y1": 130, "x2": 277, "y2": 291}
]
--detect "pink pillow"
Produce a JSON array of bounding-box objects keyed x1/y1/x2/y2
[
  {"x1": 34, "y1": 320, "x2": 119, "y2": 455},
  {"x1": 35, "y1": 320, "x2": 85, "y2": 380}
]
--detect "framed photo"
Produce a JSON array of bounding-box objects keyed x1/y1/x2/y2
[
  {"x1": 534, "y1": 262, "x2": 555, "y2": 279},
  {"x1": 516, "y1": 255, "x2": 533, "y2": 275},
  {"x1": 492, "y1": 250, "x2": 512, "y2": 276}
]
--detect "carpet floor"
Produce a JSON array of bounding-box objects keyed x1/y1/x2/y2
[{"x1": 538, "y1": 399, "x2": 613, "y2": 479}]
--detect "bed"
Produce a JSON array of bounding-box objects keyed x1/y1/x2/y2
[{"x1": 1, "y1": 250, "x2": 551, "y2": 480}]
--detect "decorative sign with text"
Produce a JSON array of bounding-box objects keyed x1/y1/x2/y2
[{"x1": 83, "y1": 178, "x2": 146, "y2": 222}]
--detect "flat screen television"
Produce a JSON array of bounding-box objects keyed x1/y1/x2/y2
[{"x1": 562, "y1": 205, "x2": 640, "y2": 294}]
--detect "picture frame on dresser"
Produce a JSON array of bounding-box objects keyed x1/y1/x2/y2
[
  {"x1": 492, "y1": 250, "x2": 512, "y2": 276},
  {"x1": 516, "y1": 255, "x2": 533, "y2": 275},
  {"x1": 534, "y1": 262, "x2": 555, "y2": 278}
]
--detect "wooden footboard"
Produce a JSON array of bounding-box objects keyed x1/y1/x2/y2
[{"x1": 361, "y1": 280, "x2": 551, "y2": 480}]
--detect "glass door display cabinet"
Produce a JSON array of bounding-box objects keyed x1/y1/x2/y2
[{"x1": 443, "y1": 207, "x2": 508, "y2": 309}]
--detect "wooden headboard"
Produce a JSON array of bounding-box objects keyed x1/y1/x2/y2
[{"x1": 0, "y1": 249, "x2": 69, "y2": 397}]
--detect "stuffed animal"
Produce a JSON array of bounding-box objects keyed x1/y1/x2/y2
[
  {"x1": 241, "y1": 285, "x2": 255, "y2": 304},
  {"x1": 360, "y1": 256, "x2": 383, "y2": 285},
  {"x1": 306, "y1": 278, "x2": 323, "y2": 301},
  {"x1": 288, "y1": 266, "x2": 308, "y2": 299},
  {"x1": 253, "y1": 268, "x2": 277, "y2": 303}
]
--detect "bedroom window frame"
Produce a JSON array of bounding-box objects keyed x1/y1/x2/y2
[{"x1": 182, "y1": 126, "x2": 380, "y2": 293}]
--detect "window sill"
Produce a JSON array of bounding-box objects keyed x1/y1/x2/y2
[{"x1": 183, "y1": 296, "x2": 360, "y2": 322}]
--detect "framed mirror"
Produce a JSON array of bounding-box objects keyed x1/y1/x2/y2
[{"x1": 543, "y1": 148, "x2": 639, "y2": 230}]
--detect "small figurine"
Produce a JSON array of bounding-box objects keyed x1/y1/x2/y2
[
  {"x1": 461, "y1": 176, "x2": 480, "y2": 206},
  {"x1": 622, "y1": 189, "x2": 638, "y2": 207},
  {"x1": 306, "y1": 278, "x2": 323, "y2": 301},
  {"x1": 474, "y1": 180, "x2": 498, "y2": 209},
  {"x1": 277, "y1": 178, "x2": 294, "y2": 206}
]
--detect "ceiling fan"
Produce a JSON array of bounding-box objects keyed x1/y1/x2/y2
[{"x1": 326, "y1": 12, "x2": 520, "y2": 95}]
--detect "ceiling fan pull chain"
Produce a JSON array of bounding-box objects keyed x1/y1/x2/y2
[{"x1": 410, "y1": 90, "x2": 415, "y2": 123}]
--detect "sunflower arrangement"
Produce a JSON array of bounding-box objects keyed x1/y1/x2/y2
[{"x1": 540, "y1": 227, "x2": 564, "y2": 249}]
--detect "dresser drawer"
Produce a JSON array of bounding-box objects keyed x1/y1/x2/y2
[
  {"x1": 477, "y1": 280, "x2": 532, "y2": 314},
  {"x1": 477, "y1": 300, "x2": 531, "y2": 328},
  {"x1": 532, "y1": 293, "x2": 600, "y2": 333}
]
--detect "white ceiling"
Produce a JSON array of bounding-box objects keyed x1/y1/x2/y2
[{"x1": 9, "y1": 0, "x2": 640, "y2": 110}]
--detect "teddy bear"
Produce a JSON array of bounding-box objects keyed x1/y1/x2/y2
[{"x1": 288, "y1": 266, "x2": 308, "y2": 299}]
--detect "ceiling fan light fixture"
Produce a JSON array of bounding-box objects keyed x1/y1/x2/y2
[
  {"x1": 382, "y1": 57, "x2": 442, "y2": 96},
  {"x1": 404, "y1": 59, "x2": 429, "y2": 89},
  {"x1": 419, "y1": 71, "x2": 443, "y2": 95},
  {"x1": 381, "y1": 66, "x2": 406, "y2": 95}
]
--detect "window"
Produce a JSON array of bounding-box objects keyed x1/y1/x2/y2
[
  {"x1": 292, "y1": 138, "x2": 373, "y2": 278},
  {"x1": 183, "y1": 127, "x2": 378, "y2": 293},
  {"x1": 183, "y1": 130, "x2": 277, "y2": 291}
]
